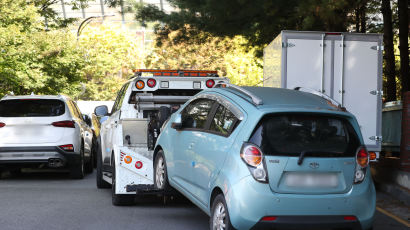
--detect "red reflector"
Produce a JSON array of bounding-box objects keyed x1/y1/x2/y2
[
  {"x1": 199, "y1": 73, "x2": 207, "y2": 76},
  {"x1": 0, "y1": 122, "x2": 5, "y2": 128},
  {"x1": 154, "y1": 73, "x2": 161, "y2": 76},
  {"x1": 190, "y1": 73, "x2": 198, "y2": 76},
  {"x1": 261, "y1": 216, "x2": 277, "y2": 221},
  {"x1": 172, "y1": 73, "x2": 179, "y2": 76},
  {"x1": 206, "y1": 79, "x2": 215, "y2": 88},
  {"x1": 163, "y1": 72, "x2": 171, "y2": 76},
  {"x1": 147, "y1": 78, "x2": 156, "y2": 88},
  {"x1": 344, "y1": 216, "x2": 357, "y2": 221},
  {"x1": 52, "y1": 120, "x2": 75, "y2": 128},
  {"x1": 184, "y1": 73, "x2": 189, "y2": 76},
  {"x1": 59, "y1": 144, "x2": 74, "y2": 152},
  {"x1": 135, "y1": 161, "x2": 143, "y2": 169}
]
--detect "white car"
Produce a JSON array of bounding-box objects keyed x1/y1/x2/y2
[{"x1": 0, "y1": 95, "x2": 94, "y2": 178}]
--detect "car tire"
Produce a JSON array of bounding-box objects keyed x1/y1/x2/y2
[
  {"x1": 70, "y1": 145, "x2": 85, "y2": 179},
  {"x1": 112, "y1": 157, "x2": 134, "y2": 206},
  {"x1": 210, "y1": 194, "x2": 234, "y2": 230},
  {"x1": 154, "y1": 150, "x2": 170, "y2": 191},
  {"x1": 84, "y1": 148, "x2": 94, "y2": 173},
  {"x1": 96, "y1": 142, "x2": 110, "y2": 189}
]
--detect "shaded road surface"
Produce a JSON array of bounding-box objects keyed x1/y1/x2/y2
[{"x1": 0, "y1": 171, "x2": 408, "y2": 230}]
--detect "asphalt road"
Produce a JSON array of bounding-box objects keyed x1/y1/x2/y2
[{"x1": 0, "y1": 170, "x2": 408, "y2": 230}]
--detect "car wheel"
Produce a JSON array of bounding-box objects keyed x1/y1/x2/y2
[
  {"x1": 210, "y1": 194, "x2": 234, "y2": 230},
  {"x1": 96, "y1": 143, "x2": 110, "y2": 189},
  {"x1": 112, "y1": 157, "x2": 134, "y2": 206},
  {"x1": 154, "y1": 150, "x2": 169, "y2": 190},
  {"x1": 70, "y1": 145, "x2": 85, "y2": 179},
  {"x1": 84, "y1": 147, "x2": 93, "y2": 173}
]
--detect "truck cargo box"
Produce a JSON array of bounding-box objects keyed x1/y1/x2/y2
[{"x1": 263, "y1": 31, "x2": 383, "y2": 153}]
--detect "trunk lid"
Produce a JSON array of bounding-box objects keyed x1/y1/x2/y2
[
  {"x1": 0, "y1": 99, "x2": 68, "y2": 144},
  {"x1": 249, "y1": 113, "x2": 360, "y2": 194}
]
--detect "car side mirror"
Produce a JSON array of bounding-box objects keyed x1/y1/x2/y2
[
  {"x1": 171, "y1": 114, "x2": 182, "y2": 130},
  {"x1": 95, "y1": 105, "x2": 108, "y2": 117},
  {"x1": 83, "y1": 114, "x2": 92, "y2": 127}
]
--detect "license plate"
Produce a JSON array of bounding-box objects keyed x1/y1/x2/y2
[{"x1": 285, "y1": 173, "x2": 338, "y2": 188}]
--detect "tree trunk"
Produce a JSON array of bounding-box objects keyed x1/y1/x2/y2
[
  {"x1": 381, "y1": 0, "x2": 397, "y2": 101},
  {"x1": 398, "y1": 0, "x2": 409, "y2": 94},
  {"x1": 355, "y1": 8, "x2": 361, "y2": 32},
  {"x1": 360, "y1": 4, "x2": 366, "y2": 33}
]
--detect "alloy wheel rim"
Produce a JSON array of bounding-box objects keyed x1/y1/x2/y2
[
  {"x1": 156, "y1": 157, "x2": 165, "y2": 188},
  {"x1": 212, "y1": 202, "x2": 226, "y2": 230}
]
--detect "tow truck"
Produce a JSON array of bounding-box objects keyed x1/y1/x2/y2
[{"x1": 94, "y1": 69, "x2": 229, "y2": 205}]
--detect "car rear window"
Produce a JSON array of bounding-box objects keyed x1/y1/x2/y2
[
  {"x1": 0, "y1": 99, "x2": 65, "y2": 117},
  {"x1": 249, "y1": 114, "x2": 361, "y2": 157}
]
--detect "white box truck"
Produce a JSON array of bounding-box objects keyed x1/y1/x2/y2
[{"x1": 263, "y1": 31, "x2": 383, "y2": 159}]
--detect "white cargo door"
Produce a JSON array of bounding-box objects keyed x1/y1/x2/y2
[
  {"x1": 333, "y1": 40, "x2": 381, "y2": 150},
  {"x1": 285, "y1": 38, "x2": 333, "y2": 95}
]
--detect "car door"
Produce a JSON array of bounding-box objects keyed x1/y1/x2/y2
[
  {"x1": 101, "y1": 83, "x2": 128, "y2": 165},
  {"x1": 191, "y1": 102, "x2": 241, "y2": 206},
  {"x1": 169, "y1": 98, "x2": 216, "y2": 196},
  {"x1": 71, "y1": 101, "x2": 92, "y2": 156}
]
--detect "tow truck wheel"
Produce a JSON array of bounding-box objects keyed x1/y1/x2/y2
[
  {"x1": 112, "y1": 157, "x2": 134, "y2": 206},
  {"x1": 154, "y1": 150, "x2": 169, "y2": 191}
]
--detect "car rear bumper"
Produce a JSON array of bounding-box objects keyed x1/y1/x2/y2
[
  {"x1": 225, "y1": 173, "x2": 375, "y2": 230},
  {"x1": 251, "y1": 215, "x2": 362, "y2": 230},
  {"x1": 0, "y1": 146, "x2": 81, "y2": 168}
]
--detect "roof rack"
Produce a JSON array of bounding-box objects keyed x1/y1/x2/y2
[
  {"x1": 294, "y1": 87, "x2": 346, "y2": 110},
  {"x1": 214, "y1": 83, "x2": 263, "y2": 106},
  {"x1": 132, "y1": 69, "x2": 219, "y2": 78}
]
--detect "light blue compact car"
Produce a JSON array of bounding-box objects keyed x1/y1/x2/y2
[{"x1": 153, "y1": 84, "x2": 375, "y2": 230}]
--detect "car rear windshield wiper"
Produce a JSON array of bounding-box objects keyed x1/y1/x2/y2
[{"x1": 297, "y1": 150, "x2": 343, "y2": 165}]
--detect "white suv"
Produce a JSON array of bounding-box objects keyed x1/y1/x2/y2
[{"x1": 0, "y1": 95, "x2": 94, "y2": 179}]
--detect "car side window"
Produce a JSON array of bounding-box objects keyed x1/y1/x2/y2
[
  {"x1": 209, "y1": 105, "x2": 239, "y2": 135},
  {"x1": 72, "y1": 101, "x2": 84, "y2": 121},
  {"x1": 181, "y1": 99, "x2": 215, "y2": 129},
  {"x1": 111, "y1": 83, "x2": 128, "y2": 114},
  {"x1": 67, "y1": 100, "x2": 80, "y2": 119}
]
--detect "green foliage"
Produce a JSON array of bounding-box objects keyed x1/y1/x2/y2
[
  {"x1": 145, "y1": 31, "x2": 262, "y2": 86},
  {"x1": 78, "y1": 24, "x2": 145, "y2": 100},
  {"x1": 128, "y1": 0, "x2": 366, "y2": 54},
  {"x1": 0, "y1": 1, "x2": 87, "y2": 98}
]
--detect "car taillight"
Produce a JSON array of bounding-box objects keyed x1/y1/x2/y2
[
  {"x1": 147, "y1": 78, "x2": 156, "y2": 88},
  {"x1": 356, "y1": 147, "x2": 369, "y2": 168},
  {"x1": 0, "y1": 122, "x2": 5, "y2": 128},
  {"x1": 206, "y1": 79, "x2": 215, "y2": 88},
  {"x1": 52, "y1": 120, "x2": 75, "y2": 128},
  {"x1": 354, "y1": 147, "x2": 368, "y2": 184},
  {"x1": 135, "y1": 80, "x2": 145, "y2": 90},
  {"x1": 369, "y1": 151, "x2": 377, "y2": 161},
  {"x1": 59, "y1": 144, "x2": 74, "y2": 152},
  {"x1": 261, "y1": 216, "x2": 277, "y2": 221},
  {"x1": 240, "y1": 143, "x2": 268, "y2": 183}
]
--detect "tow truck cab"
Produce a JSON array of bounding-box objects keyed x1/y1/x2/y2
[{"x1": 95, "y1": 69, "x2": 229, "y2": 205}]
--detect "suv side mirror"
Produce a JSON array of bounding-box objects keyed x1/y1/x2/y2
[
  {"x1": 95, "y1": 105, "x2": 109, "y2": 117},
  {"x1": 171, "y1": 114, "x2": 182, "y2": 130}
]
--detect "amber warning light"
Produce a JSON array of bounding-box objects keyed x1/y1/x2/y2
[{"x1": 133, "y1": 69, "x2": 218, "y2": 77}]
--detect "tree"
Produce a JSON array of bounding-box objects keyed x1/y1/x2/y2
[
  {"x1": 398, "y1": 0, "x2": 409, "y2": 94},
  {"x1": 0, "y1": 0, "x2": 87, "y2": 98},
  {"x1": 126, "y1": 0, "x2": 362, "y2": 52},
  {"x1": 78, "y1": 24, "x2": 145, "y2": 100},
  {"x1": 144, "y1": 31, "x2": 262, "y2": 86},
  {"x1": 382, "y1": 0, "x2": 397, "y2": 101}
]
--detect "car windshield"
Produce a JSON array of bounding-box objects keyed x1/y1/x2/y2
[
  {"x1": 249, "y1": 114, "x2": 360, "y2": 157},
  {"x1": 0, "y1": 99, "x2": 65, "y2": 117}
]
